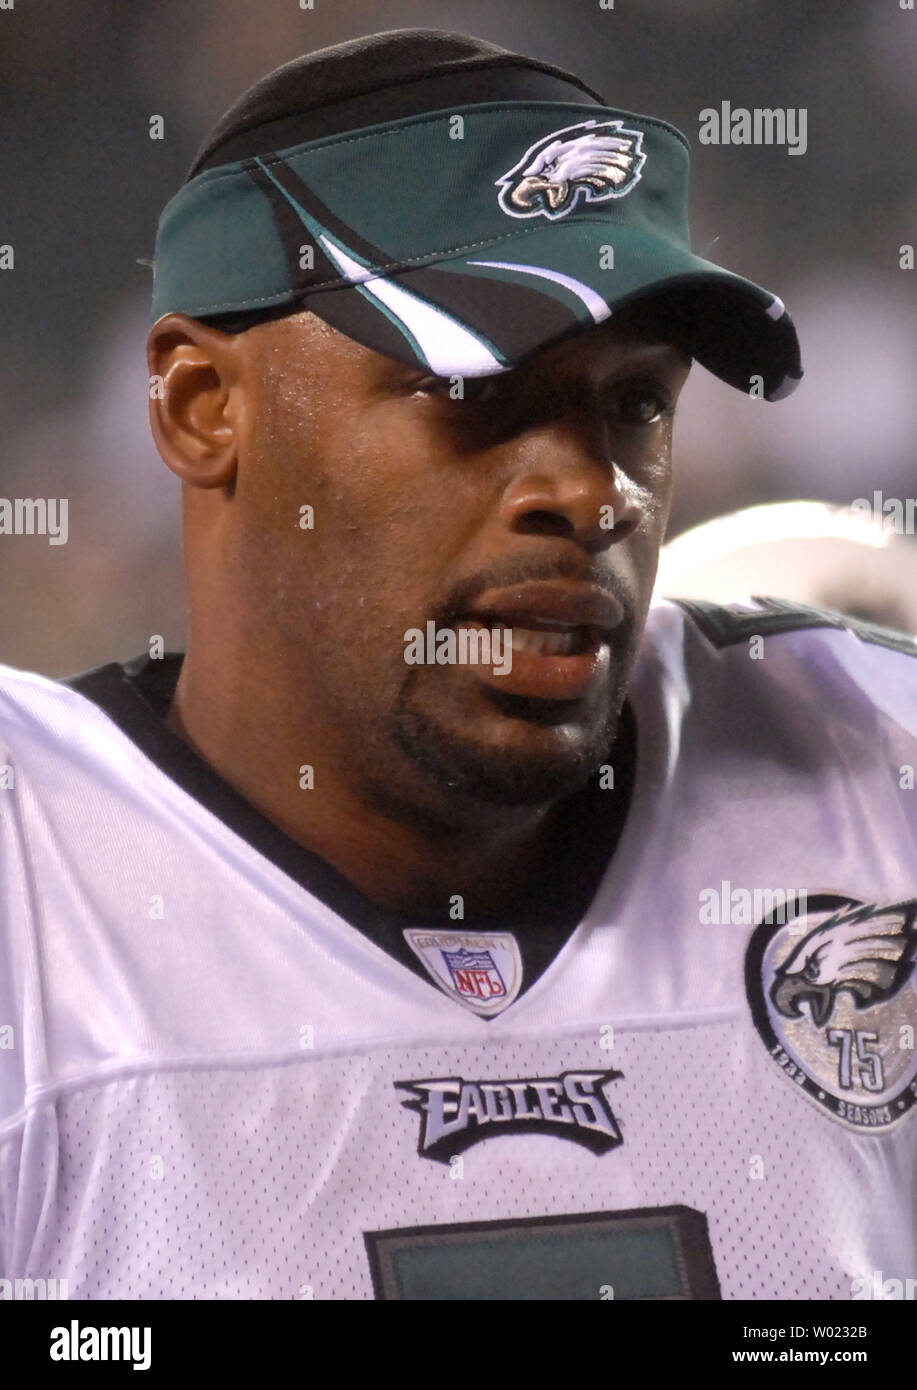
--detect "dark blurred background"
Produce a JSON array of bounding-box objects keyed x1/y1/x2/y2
[{"x1": 1, "y1": 0, "x2": 915, "y2": 676}]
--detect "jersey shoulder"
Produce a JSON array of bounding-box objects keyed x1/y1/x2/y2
[
  {"x1": 0, "y1": 658, "x2": 94, "y2": 735},
  {"x1": 666, "y1": 594, "x2": 917, "y2": 661},
  {"x1": 0, "y1": 656, "x2": 131, "y2": 758},
  {"x1": 644, "y1": 594, "x2": 917, "y2": 742}
]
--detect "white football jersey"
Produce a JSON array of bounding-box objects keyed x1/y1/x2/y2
[{"x1": 1, "y1": 596, "x2": 916, "y2": 1301}]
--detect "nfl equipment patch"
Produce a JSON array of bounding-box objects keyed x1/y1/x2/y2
[
  {"x1": 496, "y1": 119, "x2": 647, "y2": 221},
  {"x1": 746, "y1": 893, "x2": 917, "y2": 1131},
  {"x1": 403, "y1": 929, "x2": 523, "y2": 1017}
]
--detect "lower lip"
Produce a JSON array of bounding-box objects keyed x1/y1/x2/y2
[{"x1": 460, "y1": 622, "x2": 610, "y2": 701}]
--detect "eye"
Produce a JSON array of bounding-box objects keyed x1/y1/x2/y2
[{"x1": 602, "y1": 380, "x2": 675, "y2": 427}]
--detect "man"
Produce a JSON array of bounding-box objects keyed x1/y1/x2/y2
[{"x1": 1, "y1": 29, "x2": 914, "y2": 1302}]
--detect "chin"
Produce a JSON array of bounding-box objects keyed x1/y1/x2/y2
[{"x1": 392, "y1": 689, "x2": 620, "y2": 807}]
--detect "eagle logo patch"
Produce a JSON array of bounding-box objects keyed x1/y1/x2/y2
[
  {"x1": 746, "y1": 893, "x2": 917, "y2": 1131},
  {"x1": 496, "y1": 119, "x2": 646, "y2": 221}
]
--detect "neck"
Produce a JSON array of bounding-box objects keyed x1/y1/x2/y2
[{"x1": 165, "y1": 642, "x2": 630, "y2": 924}]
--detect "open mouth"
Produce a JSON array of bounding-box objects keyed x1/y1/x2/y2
[
  {"x1": 463, "y1": 615, "x2": 603, "y2": 658},
  {"x1": 437, "y1": 580, "x2": 623, "y2": 701},
  {"x1": 456, "y1": 614, "x2": 611, "y2": 702}
]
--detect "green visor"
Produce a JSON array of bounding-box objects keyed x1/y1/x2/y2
[{"x1": 151, "y1": 100, "x2": 802, "y2": 401}]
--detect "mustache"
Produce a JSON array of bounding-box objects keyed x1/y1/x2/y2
[{"x1": 434, "y1": 555, "x2": 635, "y2": 630}]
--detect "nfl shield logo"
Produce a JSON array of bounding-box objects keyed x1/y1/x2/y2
[
  {"x1": 402, "y1": 929, "x2": 524, "y2": 1016},
  {"x1": 442, "y1": 947, "x2": 506, "y2": 1002}
]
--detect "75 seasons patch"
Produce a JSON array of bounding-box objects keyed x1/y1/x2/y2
[
  {"x1": 396, "y1": 1071, "x2": 623, "y2": 1163},
  {"x1": 746, "y1": 894, "x2": 917, "y2": 1131}
]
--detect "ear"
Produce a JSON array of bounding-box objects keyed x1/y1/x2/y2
[{"x1": 147, "y1": 314, "x2": 248, "y2": 488}]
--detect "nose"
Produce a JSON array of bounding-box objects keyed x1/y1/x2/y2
[{"x1": 496, "y1": 420, "x2": 645, "y2": 551}]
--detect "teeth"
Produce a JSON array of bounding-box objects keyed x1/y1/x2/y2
[
  {"x1": 465, "y1": 615, "x2": 603, "y2": 657},
  {"x1": 503, "y1": 626, "x2": 577, "y2": 656}
]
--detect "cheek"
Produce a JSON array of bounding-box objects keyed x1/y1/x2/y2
[
  {"x1": 236, "y1": 391, "x2": 478, "y2": 649},
  {"x1": 647, "y1": 458, "x2": 675, "y2": 532},
  {"x1": 311, "y1": 401, "x2": 487, "y2": 566},
  {"x1": 609, "y1": 434, "x2": 673, "y2": 601},
  {"x1": 614, "y1": 429, "x2": 674, "y2": 533}
]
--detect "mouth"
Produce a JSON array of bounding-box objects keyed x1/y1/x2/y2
[
  {"x1": 457, "y1": 583, "x2": 621, "y2": 701},
  {"x1": 464, "y1": 616, "x2": 604, "y2": 657}
]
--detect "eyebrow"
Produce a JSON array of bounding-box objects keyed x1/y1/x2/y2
[{"x1": 587, "y1": 341, "x2": 693, "y2": 373}]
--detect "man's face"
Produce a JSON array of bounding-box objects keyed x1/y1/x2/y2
[{"x1": 222, "y1": 306, "x2": 691, "y2": 812}]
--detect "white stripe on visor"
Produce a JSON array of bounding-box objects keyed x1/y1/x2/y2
[
  {"x1": 319, "y1": 236, "x2": 504, "y2": 375},
  {"x1": 467, "y1": 260, "x2": 611, "y2": 323}
]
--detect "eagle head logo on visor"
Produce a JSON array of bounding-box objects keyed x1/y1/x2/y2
[{"x1": 496, "y1": 119, "x2": 646, "y2": 221}]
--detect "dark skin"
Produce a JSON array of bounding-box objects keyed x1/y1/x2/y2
[{"x1": 147, "y1": 306, "x2": 691, "y2": 922}]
